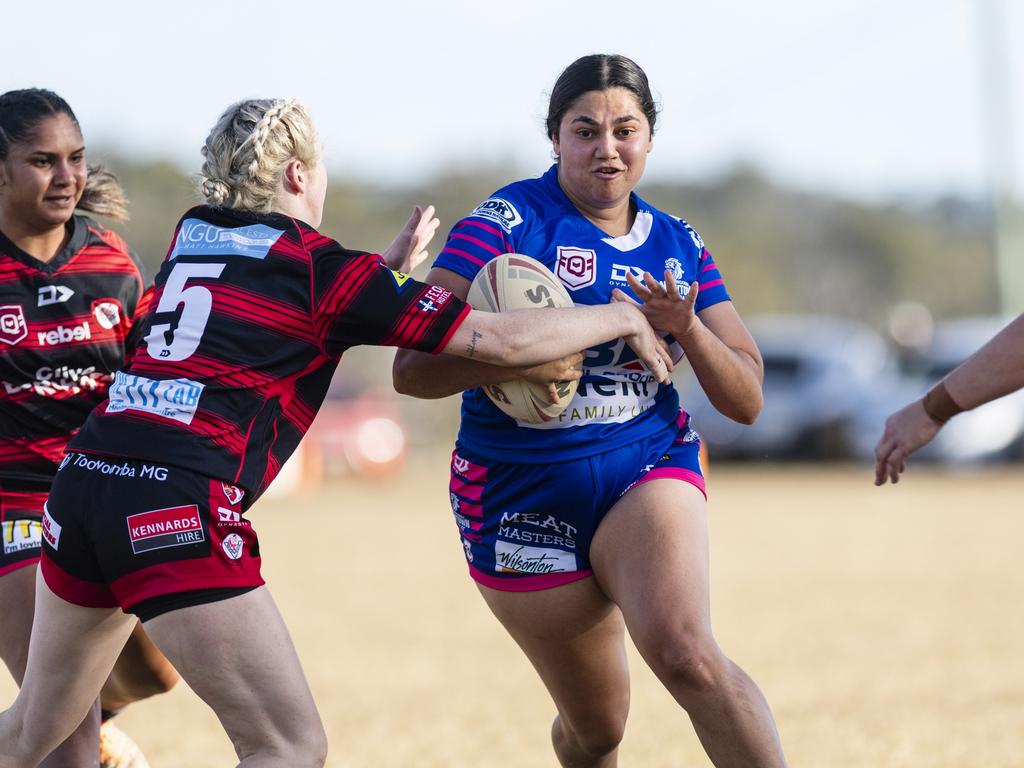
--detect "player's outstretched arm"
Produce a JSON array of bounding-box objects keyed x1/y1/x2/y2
[
  {"x1": 615, "y1": 270, "x2": 764, "y2": 424},
  {"x1": 874, "y1": 313, "x2": 1024, "y2": 485},
  {"x1": 394, "y1": 268, "x2": 586, "y2": 399},
  {"x1": 442, "y1": 302, "x2": 672, "y2": 384}
]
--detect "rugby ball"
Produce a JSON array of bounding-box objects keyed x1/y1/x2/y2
[{"x1": 467, "y1": 253, "x2": 578, "y2": 424}]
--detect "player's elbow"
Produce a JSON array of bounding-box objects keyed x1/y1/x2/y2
[
  {"x1": 392, "y1": 353, "x2": 425, "y2": 397},
  {"x1": 732, "y1": 392, "x2": 763, "y2": 425}
]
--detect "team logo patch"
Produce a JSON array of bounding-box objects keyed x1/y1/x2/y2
[
  {"x1": 0, "y1": 306, "x2": 27, "y2": 346},
  {"x1": 221, "y1": 533, "x2": 244, "y2": 560},
  {"x1": 470, "y1": 198, "x2": 523, "y2": 233},
  {"x1": 665, "y1": 258, "x2": 684, "y2": 282},
  {"x1": 42, "y1": 504, "x2": 62, "y2": 550},
  {"x1": 127, "y1": 505, "x2": 204, "y2": 554},
  {"x1": 2, "y1": 519, "x2": 43, "y2": 555},
  {"x1": 221, "y1": 482, "x2": 244, "y2": 506},
  {"x1": 169, "y1": 218, "x2": 284, "y2": 260},
  {"x1": 556, "y1": 247, "x2": 597, "y2": 290},
  {"x1": 91, "y1": 300, "x2": 122, "y2": 330},
  {"x1": 452, "y1": 454, "x2": 470, "y2": 475},
  {"x1": 38, "y1": 285, "x2": 74, "y2": 306}
]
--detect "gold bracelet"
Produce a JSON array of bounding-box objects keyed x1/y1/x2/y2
[{"x1": 922, "y1": 381, "x2": 964, "y2": 424}]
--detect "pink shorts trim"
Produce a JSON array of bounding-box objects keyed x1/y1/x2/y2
[
  {"x1": 468, "y1": 563, "x2": 593, "y2": 592},
  {"x1": 633, "y1": 467, "x2": 707, "y2": 499},
  {"x1": 40, "y1": 551, "x2": 119, "y2": 608},
  {"x1": 0, "y1": 555, "x2": 40, "y2": 579}
]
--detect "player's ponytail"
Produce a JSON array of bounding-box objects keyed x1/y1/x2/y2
[
  {"x1": 0, "y1": 88, "x2": 130, "y2": 222},
  {"x1": 198, "y1": 98, "x2": 319, "y2": 213},
  {"x1": 78, "y1": 165, "x2": 129, "y2": 222}
]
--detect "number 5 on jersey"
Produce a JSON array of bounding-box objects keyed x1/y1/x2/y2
[{"x1": 145, "y1": 262, "x2": 226, "y2": 361}]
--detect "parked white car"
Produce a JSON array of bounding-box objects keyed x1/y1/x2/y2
[
  {"x1": 680, "y1": 315, "x2": 896, "y2": 459},
  {"x1": 849, "y1": 316, "x2": 1024, "y2": 464}
]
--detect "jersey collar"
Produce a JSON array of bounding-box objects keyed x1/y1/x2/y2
[{"x1": 0, "y1": 215, "x2": 89, "y2": 274}]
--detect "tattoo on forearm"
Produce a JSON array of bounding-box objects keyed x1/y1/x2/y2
[{"x1": 466, "y1": 330, "x2": 483, "y2": 357}]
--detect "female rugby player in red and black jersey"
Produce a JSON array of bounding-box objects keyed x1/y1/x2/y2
[
  {"x1": 0, "y1": 98, "x2": 673, "y2": 767},
  {"x1": 0, "y1": 88, "x2": 180, "y2": 768}
]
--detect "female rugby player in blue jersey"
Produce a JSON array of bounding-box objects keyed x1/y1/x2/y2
[
  {"x1": 0, "y1": 88, "x2": 181, "y2": 768},
  {"x1": 0, "y1": 97, "x2": 672, "y2": 767},
  {"x1": 394, "y1": 54, "x2": 788, "y2": 768}
]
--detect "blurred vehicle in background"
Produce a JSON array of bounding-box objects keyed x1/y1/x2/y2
[
  {"x1": 849, "y1": 316, "x2": 1024, "y2": 464},
  {"x1": 682, "y1": 315, "x2": 897, "y2": 460}
]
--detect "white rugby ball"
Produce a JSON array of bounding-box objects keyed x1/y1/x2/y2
[{"x1": 467, "y1": 253, "x2": 578, "y2": 424}]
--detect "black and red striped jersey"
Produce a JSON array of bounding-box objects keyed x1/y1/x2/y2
[
  {"x1": 0, "y1": 215, "x2": 148, "y2": 491},
  {"x1": 72, "y1": 206, "x2": 469, "y2": 501}
]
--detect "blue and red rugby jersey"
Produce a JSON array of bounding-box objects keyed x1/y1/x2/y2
[
  {"x1": 0, "y1": 215, "x2": 149, "y2": 493},
  {"x1": 72, "y1": 206, "x2": 469, "y2": 501},
  {"x1": 433, "y1": 164, "x2": 731, "y2": 463}
]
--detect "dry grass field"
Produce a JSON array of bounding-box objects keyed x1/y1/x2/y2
[{"x1": 5, "y1": 454, "x2": 1024, "y2": 767}]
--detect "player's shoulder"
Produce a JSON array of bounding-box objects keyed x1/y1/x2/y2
[
  {"x1": 74, "y1": 214, "x2": 145, "y2": 273},
  {"x1": 462, "y1": 167, "x2": 563, "y2": 234},
  {"x1": 635, "y1": 195, "x2": 707, "y2": 255}
]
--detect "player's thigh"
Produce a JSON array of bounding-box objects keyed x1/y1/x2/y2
[
  {"x1": 142, "y1": 586, "x2": 324, "y2": 757},
  {"x1": 0, "y1": 563, "x2": 37, "y2": 681},
  {"x1": 478, "y1": 577, "x2": 630, "y2": 730},
  {"x1": 13, "y1": 571, "x2": 135, "y2": 749},
  {"x1": 590, "y1": 478, "x2": 714, "y2": 654}
]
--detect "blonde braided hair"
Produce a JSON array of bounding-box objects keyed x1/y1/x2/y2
[{"x1": 198, "y1": 98, "x2": 319, "y2": 212}]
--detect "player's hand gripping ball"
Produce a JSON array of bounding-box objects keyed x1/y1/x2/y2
[{"x1": 467, "y1": 253, "x2": 578, "y2": 424}]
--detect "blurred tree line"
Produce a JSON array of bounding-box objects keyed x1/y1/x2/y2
[
  {"x1": 102, "y1": 156, "x2": 997, "y2": 430},
  {"x1": 109, "y1": 156, "x2": 995, "y2": 321}
]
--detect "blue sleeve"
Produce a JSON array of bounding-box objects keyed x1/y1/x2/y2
[
  {"x1": 694, "y1": 247, "x2": 731, "y2": 311},
  {"x1": 432, "y1": 194, "x2": 528, "y2": 281}
]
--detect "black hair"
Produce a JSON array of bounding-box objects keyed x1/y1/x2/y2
[
  {"x1": 545, "y1": 54, "x2": 658, "y2": 140},
  {"x1": 0, "y1": 88, "x2": 79, "y2": 161},
  {"x1": 0, "y1": 88, "x2": 128, "y2": 221}
]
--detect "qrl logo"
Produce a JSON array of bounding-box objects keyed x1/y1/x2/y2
[
  {"x1": 0, "y1": 306, "x2": 27, "y2": 346},
  {"x1": 556, "y1": 247, "x2": 597, "y2": 290}
]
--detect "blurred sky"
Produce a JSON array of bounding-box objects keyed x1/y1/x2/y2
[{"x1": 5, "y1": 0, "x2": 1022, "y2": 202}]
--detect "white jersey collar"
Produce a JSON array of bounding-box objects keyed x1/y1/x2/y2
[{"x1": 601, "y1": 210, "x2": 653, "y2": 252}]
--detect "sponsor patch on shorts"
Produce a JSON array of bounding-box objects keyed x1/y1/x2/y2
[
  {"x1": 42, "y1": 505, "x2": 61, "y2": 550},
  {"x1": 3, "y1": 519, "x2": 43, "y2": 555},
  {"x1": 127, "y1": 505, "x2": 205, "y2": 554},
  {"x1": 494, "y1": 540, "x2": 576, "y2": 575}
]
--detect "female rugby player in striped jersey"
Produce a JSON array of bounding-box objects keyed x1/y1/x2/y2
[
  {"x1": 0, "y1": 88, "x2": 181, "y2": 768},
  {"x1": 394, "y1": 54, "x2": 787, "y2": 768},
  {"x1": 0, "y1": 97, "x2": 672, "y2": 767}
]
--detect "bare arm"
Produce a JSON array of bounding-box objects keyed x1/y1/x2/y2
[
  {"x1": 874, "y1": 313, "x2": 1024, "y2": 485},
  {"x1": 394, "y1": 268, "x2": 586, "y2": 399},
  {"x1": 617, "y1": 271, "x2": 764, "y2": 424}
]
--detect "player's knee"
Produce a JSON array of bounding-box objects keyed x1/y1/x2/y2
[
  {"x1": 286, "y1": 719, "x2": 328, "y2": 768},
  {"x1": 557, "y1": 710, "x2": 627, "y2": 759},
  {"x1": 241, "y1": 716, "x2": 327, "y2": 767},
  {"x1": 643, "y1": 631, "x2": 724, "y2": 696},
  {"x1": 142, "y1": 661, "x2": 180, "y2": 696}
]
